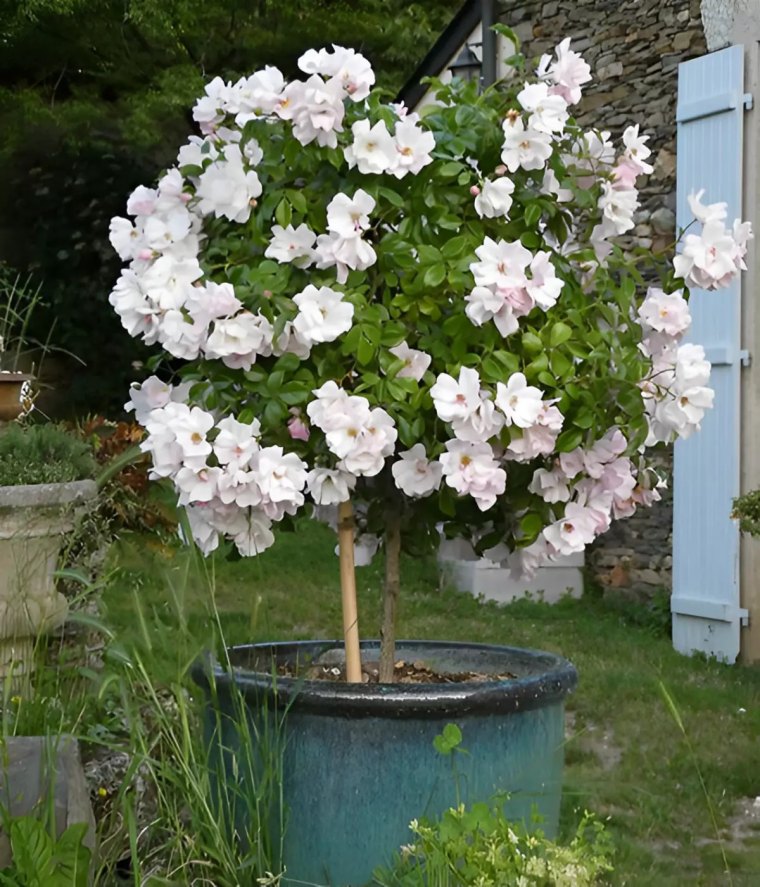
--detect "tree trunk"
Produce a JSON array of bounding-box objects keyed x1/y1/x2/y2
[{"x1": 379, "y1": 506, "x2": 402, "y2": 683}]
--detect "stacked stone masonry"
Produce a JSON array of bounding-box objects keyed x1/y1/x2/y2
[{"x1": 496, "y1": 0, "x2": 708, "y2": 598}]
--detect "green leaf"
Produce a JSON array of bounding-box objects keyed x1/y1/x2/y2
[
  {"x1": 439, "y1": 161, "x2": 463, "y2": 178},
  {"x1": 524, "y1": 203, "x2": 542, "y2": 228},
  {"x1": 549, "y1": 322, "x2": 573, "y2": 348},
  {"x1": 491, "y1": 350, "x2": 520, "y2": 375},
  {"x1": 357, "y1": 335, "x2": 376, "y2": 365},
  {"x1": 521, "y1": 331, "x2": 543, "y2": 354},
  {"x1": 263, "y1": 398, "x2": 287, "y2": 426},
  {"x1": 286, "y1": 189, "x2": 308, "y2": 216},
  {"x1": 274, "y1": 352, "x2": 301, "y2": 374},
  {"x1": 433, "y1": 722, "x2": 463, "y2": 755},
  {"x1": 520, "y1": 512, "x2": 544, "y2": 542},
  {"x1": 274, "y1": 198, "x2": 292, "y2": 228},
  {"x1": 378, "y1": 186, "x2": 404, "y2": 207},
  {"x1": 572, "y1": 408, "x2": 595, "y2": 429},
  {"x1": 550, "y1": 350, "x2": 573, "y2": 378},
  {"x1": 441, "y1": 235, "x2": 469, "y2": 259},
  {"x1": 423, "y1": 264, "x2": 446, "y2": 288},
  {"x1": 267, "y1": 370, "x2": 285, "y2": 393},
  {"x1": 555, "y1": 427, "x2": 584, "y2": 453},
  {"x1": 417, "y1": 244, "x2": 443, "y2": 265},
  {"x1": 279, "y1": 381, "x2": 309, "y2": 405}
]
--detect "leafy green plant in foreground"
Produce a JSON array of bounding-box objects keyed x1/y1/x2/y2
[
  {"x1": 374, "y1": 800, "x2": 612, "y2": 887},
  {"x1": 374, "y1": 723, "x2": 612, "y2": 886},
  {"x1": 0, "y1": 816, "x2": 91, "y2": 887}
]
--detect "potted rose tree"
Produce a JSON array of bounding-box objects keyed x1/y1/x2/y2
[{"x1": 107, "y1": 34, "x2": 750, "y2": 885}]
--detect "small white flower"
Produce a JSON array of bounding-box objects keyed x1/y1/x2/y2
[
  {"x1": 306, "y1": 467, "x2": 356, "y2": 504},
  {"x1": 439, "y1": 440, "x2": 506, "y2": 511},
  {"x1": 292, "y1": 285, "x2": 354, "y2": 344},
  {"x1": 391, "y1": 444, "x2": 443, "y2": 497},
  {"x1": 474, "y1": 177, "x2": 515, "y2": 219},
  {"x1": 195, "y1": 144, "x2": 262, "y2": 223},
  {"x1": 214, "y1": 416, "x2": 261, "y2": 470},
  {"x1": 265, "y1": 224, "x2": 316, "y2": 268},
  {"x1": 501, "y1": 116, "x2": 553, "y2": 172},
  {"x1": 517, "y1": 82, "x2": 568, "y2": 134},
  {"x1": 495, "y1": 373, "x2": 544, "y2": 428},
  {"x1": 344, "y1": 119, "x2": 397, "y2": 174},
  {"x1": 326, "y1": 190, "x2": 375, "y2": 238},
  {"x1": 389, "y1": 341, "x2": 431, "y2": 381},
  {"x1": 430, "y1": 367, "x2": 482, "y2": 423}
]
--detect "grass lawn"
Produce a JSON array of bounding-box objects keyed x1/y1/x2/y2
[{"x1": 103, "y1": 519, "x2": 760, "y2": 886}]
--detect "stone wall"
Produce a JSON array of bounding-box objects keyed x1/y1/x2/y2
[{"x1": 495, "y1": 0, "x2": 708, "y2": 597}]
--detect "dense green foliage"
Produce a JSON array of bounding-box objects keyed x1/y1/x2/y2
[
  {"x1": 0, "y1": 0, "x2": 460, "y2": 413},
  {"x1": 732, "y1": 490, "x2": 760, "y2": 536},
  {"x1": 0, "y1": 423, "x2": 96, "y2": 485},
  {"x1": 375, "y1": 800, "x2": 613, "y2": 886}
]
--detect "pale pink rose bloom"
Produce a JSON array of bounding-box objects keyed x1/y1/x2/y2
[
  {"x1": 306, "y1": 467, "x2": 355, "y2": 505},
  {"x1": 391, "y1": 118, "x2": 435, "y2": 178},
  {"x1": 517, "y1": 81, "x2": 568, "y2": 134},
  {"x1": 389, "y1": 342, "x2": 431, "y2": 381},
  {"x1": 265, "y1": 223, "x2": 316, "y2": 268},
  {"x1": 546, "y1": 38, "x2": 591, "y2": 105},
  {"x1": 430, "y1": 367, "x2": 482, "y2": 423},
  {"x1": 687, "y1": 189, "x2": 727, "y2": 224},
  {"x1": 474, "y1": 177, "x2": 515, "y2": 219},
  {"x1": 470, "y1": 237, "x2": 532, "y2": 290},
  {"x1": 621, "y1": 124, "x2": 653, "y2": 175},
  {"x1": 451, "y1": 396, "x2": 505, "y2": 444},
  {"x1": 439, "y1": 440, "x2": 507, "y2": 512},
  {"x1": 543, "y1": 503, "x2": 599, "y2": 555},
  {"x1": 326, "y1": 189, "x2": 375, "y2": 238},
  {"x1": 495, "y1": 373, "x2": 543, "y2": 429},
  {"x1": 529, "y1": 467, "x2": 571, "y2": 503},
  {"x1": 501, "y1": 117, "x2": 553, "y2": 172},
  {"x1": 344, "y1": 119, "x2": 397, "y2": 174},
  {"x1": 611, "y1": 159, "x2": 640, "y2": 191},
  {"x1": 288, "y1": 415, "x2": 311, "y2": 442},
  {"x1": 391, "y1": 444, "x2": 443, "y2": 498},
  {"x1": 638, "y1": 288, "x2": 691, "y2": 337}
]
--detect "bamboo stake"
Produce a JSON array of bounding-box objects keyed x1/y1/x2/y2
[
  {"x1": 337, "y1": 499, "x2": 362, "y2": 682},
  {"x1": 379, "y1": 507, "x2": 402, "y2": 683}
]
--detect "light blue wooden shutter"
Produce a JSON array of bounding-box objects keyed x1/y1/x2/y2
[{"x1": 672, "y1": 45, "x2": 749, "y2": 662}]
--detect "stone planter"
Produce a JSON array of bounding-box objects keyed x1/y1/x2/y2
[
  {"x1": 439, "y1": 538, "x2": 584, "y2": 604},
  {"x1": 0, "y1": 480, "x2": 97, "y2": 681}
]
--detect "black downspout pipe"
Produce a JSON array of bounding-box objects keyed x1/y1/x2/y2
[{"x1": 480, "y1": 0, "x2": 497, "y2": 89}]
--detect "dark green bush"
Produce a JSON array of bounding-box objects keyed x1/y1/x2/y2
[
  {"x1": 732, "y1": 491, "x2": 760, "y2": 537},
  {"x1": 0, "y1": 423, "x2": 96, "y2": 486}
]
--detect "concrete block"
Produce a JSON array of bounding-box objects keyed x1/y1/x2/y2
[
  {"x1": 0, "y1": 736, "x2": 95, "y2": 869},
  {"x1": 440, "y1": 553, "x2": 584, "y2": 605}
]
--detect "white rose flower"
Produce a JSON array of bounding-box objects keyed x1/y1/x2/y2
[{"x1": 391, "y1": 445, "x2": 443, "y2": 497}]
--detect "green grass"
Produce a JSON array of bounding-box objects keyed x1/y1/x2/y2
[{"x1": 97, "y1": 520, "x2": 760, "y2": 886}]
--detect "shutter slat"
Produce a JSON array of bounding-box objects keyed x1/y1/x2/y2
[{"x1": 672, "y1": 44, "x2": 745, "y2": 663}]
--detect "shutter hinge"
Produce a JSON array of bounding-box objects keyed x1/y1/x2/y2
[
  {"x1": 744, "y1": 93, "x2": 754, "y2": 111},
  {"x1": 741, "y1": 349, "x2": 751, "y2": 367}
]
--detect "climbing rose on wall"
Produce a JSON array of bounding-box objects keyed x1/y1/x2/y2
[{"x1": 109, "y1": 34, "x2": 750, "y2": 585}]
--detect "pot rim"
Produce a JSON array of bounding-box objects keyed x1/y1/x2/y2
[
  {"x1": 0, "y1": 479, "x2": 98, "y2": 509},
  {"x1": 193, "y1": 639, "x2": 578, "y2": 718},
  {"x1": 0, "y1": 372, "x2": 33, "y2": 382}
]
